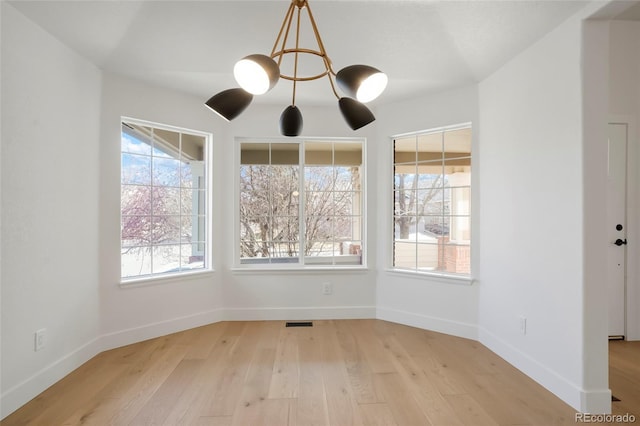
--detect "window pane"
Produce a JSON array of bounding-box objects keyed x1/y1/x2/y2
[
  {"x1": 334, "y1": 216, "x2": 359, "y2": 240},
  {"x1": 181, "y1": 134, "x2": 205, "y2": 162},
  {"x1": 121, "y1": 185, "x2": 151, "y2": 216},
  {"x1": 305, "y1": 142, "x2": 333, "y2": 165},
  {"x1": 122, "y1": 132, "x2": 151, "y2": 155},
  {"x1": 122, "y1": 153, "x2": 151, "y2": 185},
  {"x1": 271, "y1": 143, "x2": 299, "y2": 165},
  {"x1": 121, "y1": 246, "x2": 151, "y2": 278},
  {"x1": 394, "y1": 137, "x2": 416, "y2": 164},
  {"x1": 151, "y1": 215, "x2": 181, "y2": 244},
  {"x1": 449, "y1": 215, "x2": 471, "y2": 242},
  {"x1": 181, "y1": 244, "x2": 205, "y2": 270},
  {"x1": 306, "y1": 216, "x2": 332, "y2": 241},
  {"x1": 334, "y1": 142, "x2": 362, "y2": 166},
  {"x1": 393, "y1": 163, "x2": 418, "y2": 189},
  {"x1": 449, "y1": 187, "x2": 471, "y2": 216},
  {"x1": 182, "y1": 188, "x2": 206, "y2": 216},
  {"x1": 152, "y1": 187, "x2": 181, "y2": 215},
  {"x1": 421, "y1": 189, "x2": 444, "y2": 216},
  {"x1": 121, "y1": 215, "x2": 150, "y2": 246},
  {"x1": 335, "y1": 166, "x2": 358, "y2": 190},
  {"x1": 394, "y1": 241, "x2": 417, "y2": 269},
  {"x1": 241, "y1": 143, "x2": 270, "y2": 165},
  {"x1": 153, "y1": 157, "x2": 181, "y2": 187},
  {"x1": 152, "y1": 245, "x2": 181, "y2": 273},
  {"x1": 444, "y1": 127, "x2": 472, "y2": 160},
  {"x1": 417, "y1": 132, "x2": 442, "y2": 161},
  {"x1": 420, "y1": 215, "x2": 448, "y2": 237},
  {"x1": 417, "y1": 243, "x2": 439, "y2": 271},
  {"x1": 416, "y1": 169, "x2": 443, "y2": 190},
  {"x1": 273, "y1": 216, "x2": 300, "y2": 242},
  {"x1": 305, "y1": 166, "x2": 335, "y2": 191}
]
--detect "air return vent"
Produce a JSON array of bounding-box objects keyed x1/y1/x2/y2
[{"x1": 285, "y1": 321, "x2": 313, "y2": 327}]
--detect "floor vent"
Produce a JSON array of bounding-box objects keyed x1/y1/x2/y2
[{"x1": 285, "y1": 321, "x2": 313, "y2": 327}]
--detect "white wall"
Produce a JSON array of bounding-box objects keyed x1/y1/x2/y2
[
  {"x1": 374, "y1": 86, "x2": 480, "y2": 339},
  {"x1": 99, "y1": 73, "x2": 226, "y2": 349},
  {"x1": 609, "y1": 20, "x2": 640, "y2": 341},
  {"x1": 1, "y1": 3, "x2": 102, "y2": 417},
  {"x1": 478, "y1": 6, "x2": 610, "y2": 413}
]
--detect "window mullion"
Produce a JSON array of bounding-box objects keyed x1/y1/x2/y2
[{"x1": 299, "y1": 141, "x2": 305, "y2": 265}]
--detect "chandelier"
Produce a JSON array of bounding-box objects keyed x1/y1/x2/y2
[{"x1": 205, "y1": 0, "x2": 388, "y2": 137}]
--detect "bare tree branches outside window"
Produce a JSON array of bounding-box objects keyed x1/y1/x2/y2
[{"x1": 239, "y1": 141, "x2": 363, "y2": 266}]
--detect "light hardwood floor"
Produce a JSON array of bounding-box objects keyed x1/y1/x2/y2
[
  {"x1": 1, "y1": 320, "x2": 636, "y2": 425},
  {"x1": 609, "y1": 339, "x2": 640, "y2": 418}
]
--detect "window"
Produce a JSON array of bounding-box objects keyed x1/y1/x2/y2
[
  {"x1": 120, "y1": 119, "x2": 211, "y2": 280},
  {"x1": 393, "y1": 124, "x2": 471, "y2": 275},
  {"x1": 239, "y1": 139, "x2": 364, "y2": 267}
]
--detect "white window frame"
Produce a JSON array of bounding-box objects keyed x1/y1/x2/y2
[
  {"x1": 120, "y1": 117, "x2": 213, "y2": 284},
  {"x1": 390, "y1": 123, "x2": 472, "y2": 280},
  {"x1": 234, "y1": 137, "x2": 367, "y2": 270}
]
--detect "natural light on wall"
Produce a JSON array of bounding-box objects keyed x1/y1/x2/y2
[{"x1": 393, "y1": 125, "x2": 471, "y2": 276}]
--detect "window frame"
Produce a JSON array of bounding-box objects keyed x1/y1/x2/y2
[
  {"x1": 120, "y1": 117, "x2": 213, "y2": 284},
  {"x1": 234, "y1": 137, "x2": 367, "y2": 270},
  {"x1": 390, "y1": 123, "x2": 473, "y2": 280}
]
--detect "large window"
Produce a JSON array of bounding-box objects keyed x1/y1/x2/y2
[
  {"x1": 393, "y1": 125, "x2": 471, "y2": 275},
  {"x1": 239, "y1": 139, "x2": 364, "y2": 267},
  {"x1": 121, "y1": 119, "x2": 211, "y2": 280}
]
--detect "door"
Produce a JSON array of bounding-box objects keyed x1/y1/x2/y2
[{"x1": 607, "y1": 123, "x2": 628, "y2": 338}]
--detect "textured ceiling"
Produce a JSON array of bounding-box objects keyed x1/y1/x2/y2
[{"x1": 6, "y1": 0, "x2": 619, "y2": 107}]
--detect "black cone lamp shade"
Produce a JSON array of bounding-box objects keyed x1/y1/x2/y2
[
  {"x1": 338, "y1": 97, "x2": 375, "y2": 130},
  {"x1": 205, "y1": 88, "x2": 253, "y2": 122},
  {"x1": 280, "y1": 105, "x2": 303, "y2": 137},
  {"x1": 336, "y1": 65, "x2": 388, "y2": 103},
  {"x1": 234, "y1": 54, "x2": 281, "y2": 95}
]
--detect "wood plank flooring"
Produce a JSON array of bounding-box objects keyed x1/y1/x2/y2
[
  {"x1": 609, "y1": 340, "x2": 640, "y2": 418},
  {"x1": 1, "y1": 320, "x2": 635, "y2": 425}
]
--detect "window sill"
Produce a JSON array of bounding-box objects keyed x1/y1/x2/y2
[
  {"x1": 120, "y1": 269, "x2": 215, "y2": 288},
  {"x1": 385, "y1": 268, "x2": 474, "y2": 286},
  {"x1": 231, "y1": 266, "x2": 369, "y2": 274}
]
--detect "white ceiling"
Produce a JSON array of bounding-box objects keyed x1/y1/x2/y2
[{"x1": 8, "y1": 0, "x2": 631, "y2": 107}]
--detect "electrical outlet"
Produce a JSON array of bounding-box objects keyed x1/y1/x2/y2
[
  {"x1": 35, "y1": 329, "x2": 46, "y2": 351},
  {"x1": 322, "y1": 282, "x2": 332, "y2": 295},
  {"x1": 519, "y1": 316, "x2": 527, "y2": 335}
]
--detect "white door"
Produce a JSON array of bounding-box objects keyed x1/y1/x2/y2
[{"x1": 607, "y1": 123, "x2": 628, "y2": 338}]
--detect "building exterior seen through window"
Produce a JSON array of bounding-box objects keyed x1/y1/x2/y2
[
  {"x1": 239, "y1": 139, "x2": 364, "y2": 267},
  {"x1": 120, "y1": 119, "x2": 211, "y2": 280},
  {"x1": 393, "y1": 125, "x2": 471, "y2": 275}
]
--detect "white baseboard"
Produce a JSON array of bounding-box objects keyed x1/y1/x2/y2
[
  {"x1": 100, "y1": 308, "x2": 225, "y2": 351},
  {"x1": 223, "y1": 305, "x2": 376, "y2": 321},
  {"x1": 478, "y1": 326, "x2": 611, "y2": 413},
  {"x1": 0, "y1": 336, "x2": 102, "y2": 420},
  {"x1": 375, "y1": 306, "x2": 478, "y2": 340}
]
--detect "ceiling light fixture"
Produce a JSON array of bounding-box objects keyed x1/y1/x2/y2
[{"x1": 205, "y1": 0, "x2": 387, "y2": 137}]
